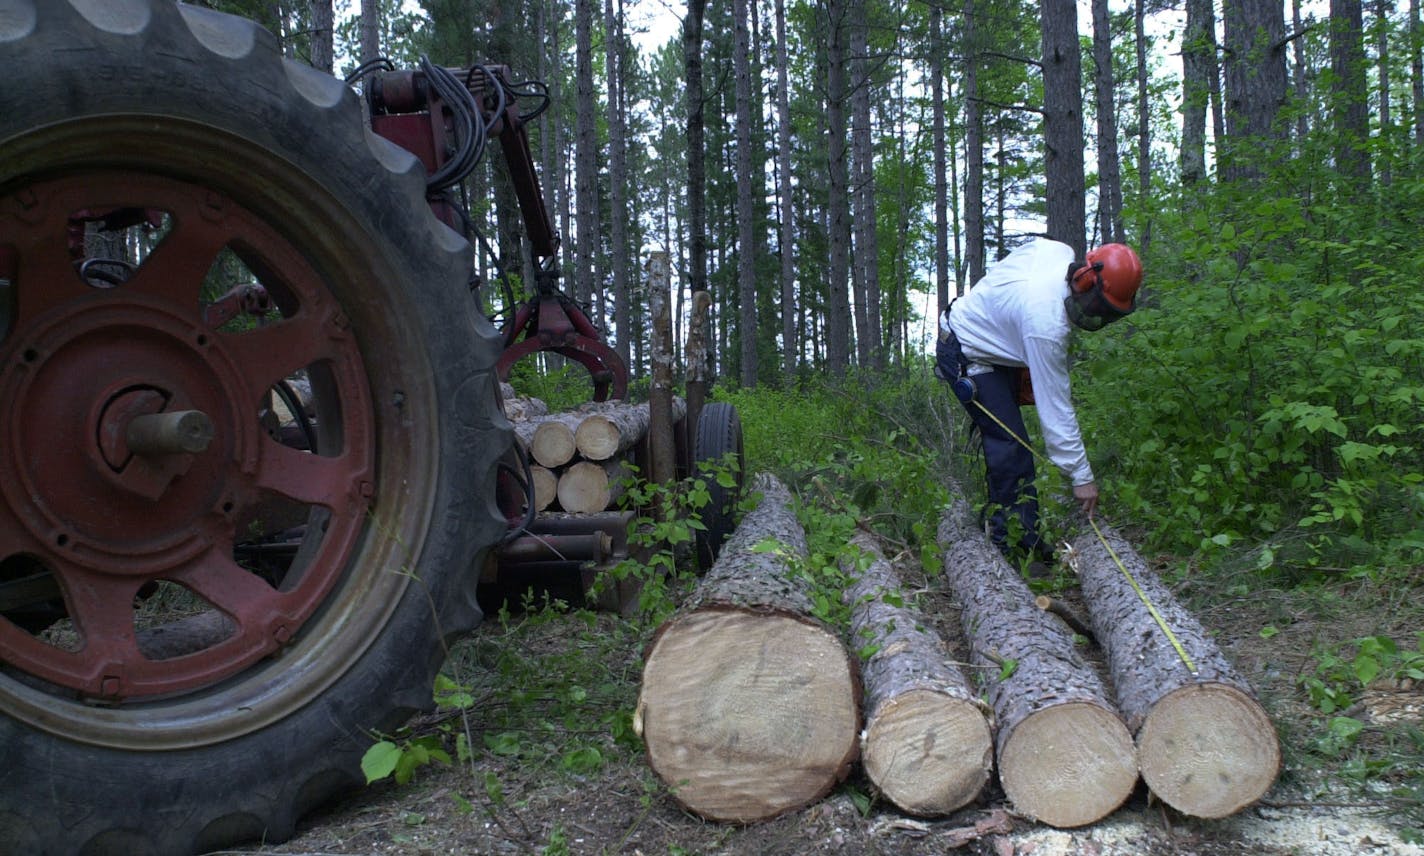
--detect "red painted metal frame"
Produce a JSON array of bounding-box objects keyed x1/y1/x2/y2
[
  {"x1": 366, "y1": 66, "x2": 628, "y2": 402},
  {"x1": 0, "y1": 173, "x2": 373, "y2": 699}
]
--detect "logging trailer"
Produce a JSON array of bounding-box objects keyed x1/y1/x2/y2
[{"x1": 0, "y1": 3, "x2": 743, "y2": 853}]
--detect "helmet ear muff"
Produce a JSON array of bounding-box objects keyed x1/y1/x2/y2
[{"x1": 1070, "y1": 261, "x2": 1104, "y2": 294}]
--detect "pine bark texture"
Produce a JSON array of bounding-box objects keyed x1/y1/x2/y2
[
  {"x1": 938, "y1": 499, "x2": 1136, "y2": 828},
  {"x1": 843, "y1": 533, "x2": 991, "y2": 816},
  {"x1": 636, "y1": 474, "x2": 860, "y2": 822},
  {"x1": 1071, "y1": 524, "x2": 1281, "y2": 818}
]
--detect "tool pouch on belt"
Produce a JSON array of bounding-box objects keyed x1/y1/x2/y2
[
  {"x1": 1016, "y1": 367, "x2": 1035, "y2": 406},
  {"x1": 934, "y1": 307, "x2": 967, "y2": 383}
]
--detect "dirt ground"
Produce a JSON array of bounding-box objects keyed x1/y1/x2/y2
[{"x1": 227, "y1": 552, "x2": 1424, "y2": 856}]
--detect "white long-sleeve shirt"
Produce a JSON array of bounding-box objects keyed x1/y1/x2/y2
[{"x1": 948, "y1": 238, "x2": 1094, "y2": 486}]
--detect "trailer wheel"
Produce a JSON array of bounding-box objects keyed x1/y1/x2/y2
[
  {"x1": 0, "y1": 4, "x2": 508, "y2": 854},
  {"x1": 692, "y1": 402, "x2": 746, "y2": 571}
]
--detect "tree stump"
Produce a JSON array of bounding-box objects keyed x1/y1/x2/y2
[
  {"x1": 1071, "y1": 523, "x2": 1280, "y2": 818},
  {"x1": 843, "y1": 532, "x2": 992, "y2": 816},
  {"x1": 635, "y1": 473, "x2": 860, "y2": 822},
  {"x1": 938, "y1": 498, "x2": 1137, "y2": 828}
]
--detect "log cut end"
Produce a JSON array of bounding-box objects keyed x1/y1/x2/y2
[
  {"x1": 1136, "y1": 682, "x2": 1280, "y2": 818},
  {"x1": 574, "y1": 414, "x2": 620, "y2": 460},
  {"x1": 862, "y1": 688, "x2": 993, "y2": 816},
  {"x1": 530, "y1": 421, "x2": 577, "y2": 468},
  {"x1": 998, "y1": 701, "x2": 1137, "y2": 828},
  {"x1": 637, "y1": 608, "x2": 860, "y2": 823}
]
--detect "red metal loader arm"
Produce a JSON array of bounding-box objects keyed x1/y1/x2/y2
[{"x1": 365, "y1": 62, "x2": 627, "y2": 401}]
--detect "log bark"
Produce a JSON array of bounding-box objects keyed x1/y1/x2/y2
[
  {"x1": 842, "y1": 532, "x2": 992, "y2": 816},
  {"x1": 1071, "y1": 523, "x2": 1280, "y2": 818},
  {"x1": 635, "y1": 473, "x2": 860, "y2": 822},
  {"x1": 575, "y1": 398, "x2": 686, "y2": 461},
  {"x1": 555, "y1": 459, "x2": 630, "y2": 514},
  {"x1": 499, "y1": 382, "x2": 548, "y2": 422},
  {"x1": 938, "y1": 498, "x2": 1137, "y2": 828}
]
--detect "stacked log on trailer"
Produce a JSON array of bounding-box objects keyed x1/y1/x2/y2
[
  {"x1": 635, "y1": 474, "x2": 861, "y2": 822},
  {"x1": 1070, "y1": 523, "x2": 1280, "y2": 818},
  {"x1": 938, "y1": 498, "x2": 1139, "y2": 828},
  {"x1": 841, "y1": 532, "x2": 993, "y2": 816},
  {"x1": 510, "y1": 398, "x2": 687, "y2": 513}
]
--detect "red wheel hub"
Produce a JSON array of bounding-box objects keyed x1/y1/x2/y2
[{"x1": 0, "y1": 173, "x2": 375, "y2": 700}]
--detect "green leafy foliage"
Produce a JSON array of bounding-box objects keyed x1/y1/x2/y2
[{"x1": 1073, "y1": 169, "x2": 1424, "y2": 584}]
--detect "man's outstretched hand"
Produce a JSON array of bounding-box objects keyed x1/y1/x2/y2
[{"x1": 1074, "y1": 481, "x2": 1099, "y2": 518}]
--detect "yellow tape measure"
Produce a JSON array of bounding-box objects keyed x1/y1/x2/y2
[{"x1": 967, "y1": 398, "x2": 1199, "y2": 675}]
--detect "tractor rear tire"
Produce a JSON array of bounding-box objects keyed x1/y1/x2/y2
[
  {"x1": 692, "y1": 402, "x2": 746, "y2": 571},
  {"x1": 0, "y1": 3, "x2": 509, "y2": 854}
]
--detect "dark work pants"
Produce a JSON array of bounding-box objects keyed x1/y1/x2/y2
[{"x1": 957, "y1": 364, "x2": 1047, "y2": 563}]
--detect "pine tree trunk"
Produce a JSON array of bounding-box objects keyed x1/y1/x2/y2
[
  {"x1": 1222, "y1": 0, "x2": 1287, "y2": 183},
  {"x1": 733, "y1": 0, "x2": 758, "y2": 387},
  {"x1": 774, "y1": 0, "x2": 797, "y2": 381},
  {"x1": 310, "y1": 0, "x2": 333, "y2": 73},
  {"x1": 359, "y1": 0, "x2": 379, "y2": 68},
  {"x1": 931, "y1": 3, "x2": 950, "y2": 312},
  {"x1": 604, "y1": 0, "x2": 631, "y2": 364},
  {"x1": 843, "y1": 533, "x2": 991, "y2": 816},
  {"x1": 1071, "y1": 524, "x2": 1280, "y2": 818},
  {"x1": 1181, "y1": 0, "x2": 1214, "y2": 186},
  {"x1": 824, "y1": 0, "x2": 852, "y2": 376},
  {"x1": 1090, "y1": 0, "x2": 1123, "y2": 244},
  {"x1": 850, "y1": 0, "x2": 881, "y2": 371},
  {"x1": 1040, "y1": 0, "x2": 1088, "y2": 254},
  {"x1": 574, "y1": 0, "x2": 599, "y2": 305},
  {"x1": 636, "y1": 474, "x2": 860, "y2": 822},
  {"x1": 962, "y1": 0, "x2": 985, "y2": 285},
  {"x1": 938, "y1": 499, "x2": 1136, "y2": 828}
]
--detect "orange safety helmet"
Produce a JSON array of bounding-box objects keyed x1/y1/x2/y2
[{"x1": 1070, "y1": 243, "x2": 1143, "y2": 312}]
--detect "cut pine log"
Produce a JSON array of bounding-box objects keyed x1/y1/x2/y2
[
  {"x1": 575, "y1": 398, "x2": 687, "y2": 461},
  {"x1": 1071, "y1": 523, "x2": 1281, "y2": 818},
  {"x1": 842, "y1": 532, "x2": 992, "y2": 816},
  {"x1": 635, "y1": 473, "x2": 860, "y2": 823},
  {"x1": 555, "y1": 459, "x2": 630, "y2": 514},
  {"x1": 529, "y1": 465, "x2": 558, "y2": 512},
  {"x1": 938, "y1": 498, "x2": 1137, "y2": 828},
  {"x1": 527, "y1": 414, "x2": 581, "y2": 468}
]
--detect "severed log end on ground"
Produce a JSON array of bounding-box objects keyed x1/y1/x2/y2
[
  {"x1": 995, "y1": 700, "x2": 1138, "y2": 828},
  {"x1": 1071, "y1": 523, "x2": 1280, "y2": 818},
  {"x1": 636, "y1": 474, "x2": 860, "y2": 823},
  {"x1": 1136, "y1": 682, "x2": 1279, "y2": 818},
  {"x1": 843, "y1": 532, "x2": 991, "y2": 816},
  {"x1": 939, "y1": 497, "x2": 1137, "y2": 828}
]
